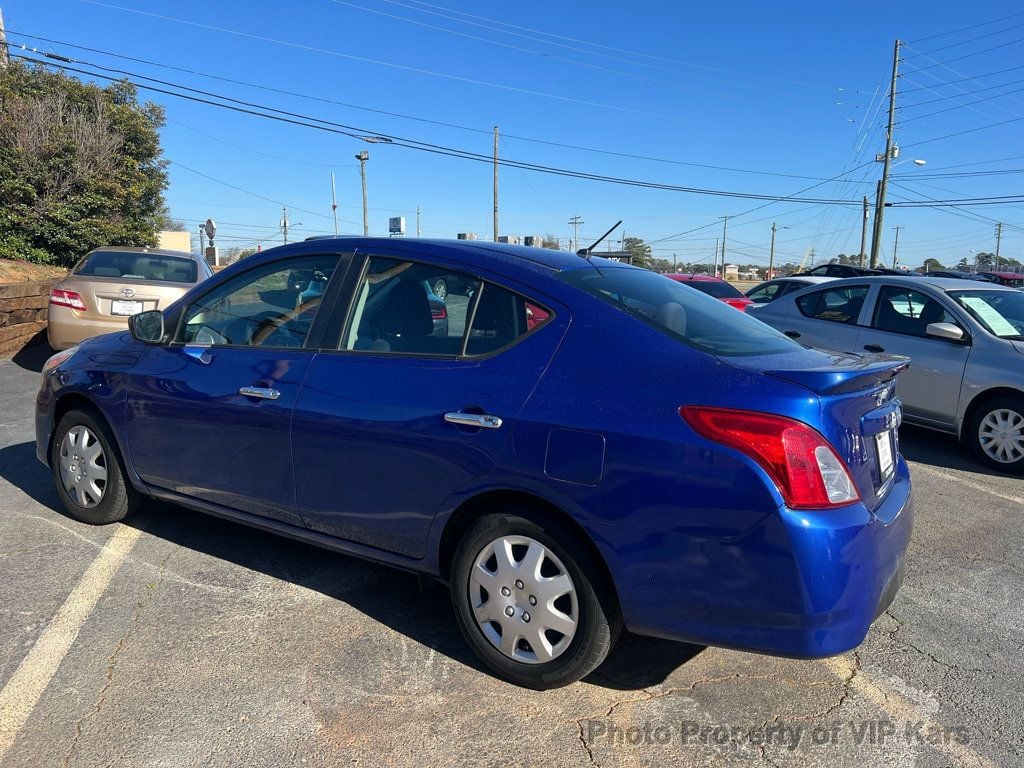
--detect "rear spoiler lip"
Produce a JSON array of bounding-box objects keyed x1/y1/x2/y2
[{"x1": 763, "y1": 355, "x2": 910, "y2": 396}]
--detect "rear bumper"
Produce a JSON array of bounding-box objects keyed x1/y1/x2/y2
[
  {"x1": 47, "y1": 306, "x2": 128, "y2": 350},
  {"x1": 602, "y1": 458, "x2": 913, "y2": 657}
]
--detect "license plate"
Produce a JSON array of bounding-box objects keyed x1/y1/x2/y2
[
  {"x1": 111, "y1": 300, "x2": 143, "y2": 316},
  {"x1": 876, "y1": 430, "x2": 894, "y2": 480}
]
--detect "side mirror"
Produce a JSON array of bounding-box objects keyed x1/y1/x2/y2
[
  {"x1": 926, "y1": 322, "x2": 965, "y2": 342},
  {"x1": 129, "y1": 310, "x2": 165, "y2": 344}
]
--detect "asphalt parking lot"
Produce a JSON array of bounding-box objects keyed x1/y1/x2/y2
[{"x1": 1, "y1": 345, "x2": 1021, "y2": 768}]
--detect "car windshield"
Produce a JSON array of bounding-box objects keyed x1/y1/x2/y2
[
  {"x1": 683, "y1": 279, "x2": 744, "y2": 299},
  {"x1": 75, "y1": 251, "x2": 197, "y2": 283},
  {"x1": 950, "y1": 290, "x2": 1024, "y2": 340},
  {"x1": 560, "y1": 267, "x2": 798, "y2": 357}
]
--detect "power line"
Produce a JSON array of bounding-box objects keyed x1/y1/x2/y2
[
  {"x1": 6, "y1": 31, "x2": 872, "y2": 185},
  {"x1": 905, "y1": 20, "x2": 1024, "y2": 58},
  {"x1": 905, "y1": 36, "x2": 1024, "y2": 72},
  {"x1": 902, "y1": 116, "x2": 1024, "y2": 148},
  {"x1": 900, "y1": 63, "x2": 1024, "y2": 94},
  {"x1": 897, "y1": 84, "x2": 1024, "y2": 124},
  {"x1": 907, "y1": 10, "x2": 1024, "y2": 44},
  {"x1": 900, "y1": 76, "x2": 1024, "y2": 109},
  {"x1": 10, "y1": 50, "x2": 871, "y2": 206}
]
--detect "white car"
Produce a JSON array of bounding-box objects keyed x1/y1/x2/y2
[{"x1": 744, "y1": 276, "x2": 835, "y2": 310}]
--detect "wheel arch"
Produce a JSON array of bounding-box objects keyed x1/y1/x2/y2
[
  {"x1": 436, "y1": 489, "x2": 621, "y2": 613},
  {"x1": 959, "y1": 386, "x2": 1024, "y2": 442}
]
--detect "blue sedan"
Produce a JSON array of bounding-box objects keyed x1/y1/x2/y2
[{"x1": 36, "y1": 238, "x2": 913, "y2": 689}]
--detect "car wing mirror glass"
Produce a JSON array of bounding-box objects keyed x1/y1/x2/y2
[
  {"x1": 925, "y1": 322, "x2": 965, "y2": 342},
  {"x1": 129, "y1": 310, "x2": 165, "y2": 344}
]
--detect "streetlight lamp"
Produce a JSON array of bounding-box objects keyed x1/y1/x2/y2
[
  {"x1": 870, "y1": 149, "x2": 926, "y2": 268},
  {"x1": 355, "y1": 150, "x2": 369, "y2": 236}
]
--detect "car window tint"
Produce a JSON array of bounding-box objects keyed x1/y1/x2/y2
[
  {"x1": 747, "y1": 283, "x2": 782, "y2": 303},
  {"x1": 76, "y1": 251, "x2": 198, "y2": 283},
  {"x1": 559, "y1": 268, "x2": 798, "y2": 357},
  {"x1": 796, "y1": 285, "x2": 868, "y2": 325},
  {"x1": 872, "y1": 287, "x2": 956, "y2": 337},
  {"x1": 178, "y1": 255, "x2": 337, "y2": 347},
  {"x1": 685, "y1": 280, "x2": 744, "y2": 299},
  {"x1": 464, "y1": 283, "x2": 548, "y2": 355},
  {"x1": 342, "y1": 256, "x2": 480, "y2": 355}
]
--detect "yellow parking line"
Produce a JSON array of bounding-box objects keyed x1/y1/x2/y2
[
  {"x1": 823, "y1": 658, "x2": 998, "y2": 768},
  {"x1": 0, "y1": 526, "x2": 142, "y2": 763}
]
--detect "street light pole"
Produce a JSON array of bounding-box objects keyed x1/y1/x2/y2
[
  {"x1": 869, "y1": 39, "x2": 901, "y2": 268},
  {"x1": 769, "y1": 222, "x2": 777, "y2": 280},
  {"x1": 718, "y1": 216, "x2": 729, "y2": 278},
  {"x1": 355, "y1": 150, "x2": 369, "y2": 236},
  {"x1": 859, "y1": 195, "x2": 869, "y2": 267},
  {"x1": 330, "y1": 172, "x2": 339, "y2": 236},
  {"x1": 892, "y1": 225, "x2": 902, "y2": 269}
]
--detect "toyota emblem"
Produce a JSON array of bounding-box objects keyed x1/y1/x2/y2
[{"x1": 120, "y1": 288, "x2": 135, "y2": 299}]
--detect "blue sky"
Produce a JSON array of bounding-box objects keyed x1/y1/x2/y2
[{"x1": 5, "y1": 0, "x2": 1023, "y2": 268}]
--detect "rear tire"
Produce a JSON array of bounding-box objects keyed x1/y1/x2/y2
[
  {"x1": 450, "y1": 509, "x2": 621, "y2": 689},
  {"x1": 966, "y1": 395, "x2": 1024, "y2": 473},
  {"x1": 50, "y1": 408, "x2": 142, "y2": 525}
]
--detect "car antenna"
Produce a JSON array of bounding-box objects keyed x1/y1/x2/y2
[{"x1": 578, "y1": 220, "x2": 622, "y2": 259}]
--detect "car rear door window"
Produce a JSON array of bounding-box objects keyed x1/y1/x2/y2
[
  {"x1": 178, "y1": 255, "x2": 338, "y2": 348},
  {"x1": 747, "y1": 282, "x2": 783, "y2": 304},
  {"x1": 341, "y1": 257, "x2": 480, "y2": 355},
  {"x1": 796, "y1": 285, "x2": 869, "y2": 325},
  {"x1": 872, "y1": 287, "x2": 957, "y2": 337},
  {"x1": 464, "y1": 283, "x2": 547, "y2": 356}
]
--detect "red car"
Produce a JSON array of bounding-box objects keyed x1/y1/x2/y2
[
  {"x1": 976, "y1": 271, "x2": 1024, "y2": 288},
  {"x1": 665, "y1": 274, "x2": 754, "y2": 311}
]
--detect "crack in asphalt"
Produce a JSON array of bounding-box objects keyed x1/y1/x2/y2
[
  {"x1": 884, "y1": 609, "x2": 985, "y2": 677},
  {"x1": 61, "y1": 548, "x2": 172, "y2": 768}
]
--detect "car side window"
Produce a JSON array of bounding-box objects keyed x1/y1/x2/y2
[
  {"x1": 872, "y1": 287, "x2": 956, "y2": 338},
  {"x1": 342, "y1": 256, "x2": 480, "y2": 355},
  {"x1": 465, "y1": 283, "x2": 547, "y2": 356},
  {"x1": 178, "y1": 255, "x2": 338, "y2": 348},
  {"x1": 747, "y1": 283, "x2": 782, "y2": 304},
  {"x1": 796, "y1": 285, "x2": 868, "y2": 325}
]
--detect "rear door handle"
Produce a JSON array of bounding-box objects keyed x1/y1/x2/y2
[
  {"x1": 239, "y1": 386, "x2": 281, "y2": 400},
  {"x1": 444, "y1": 412, "x2": 503, "y2": 429},
  {"x1": 863, "y1": 344, "x2": 885, "y2": 353},
  {"x1": 784, "y1": 330, "x2": 801, "y2": 339}
]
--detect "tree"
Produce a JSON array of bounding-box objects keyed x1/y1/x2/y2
[
  {"x1": 922, "y1": 258, "x2": 944, "y2": 272},
  {"x1": 0, "y1": 61, "x2": 169, "y2": 266},
  {"x1": 542, "y1": 234, "x2": 561, "y2": 250},
  {"x1": 622, "y1": 236, "x2": 652, "y2": 269}
]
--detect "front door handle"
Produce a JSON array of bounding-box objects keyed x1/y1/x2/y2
[
  {"x1": 784, "y1": 330, "x2": 801, "y2": 339},
  {"x1": 863, "y1": 344, "x2": 885, "y2": 353},
  {"x1": 183, "y1": 344, "x2": 212, "y2": 364},
  {"x1": 444, "y1": 412, "x2": 503, "y2": 429},
  {"x1": 239, "y1": 386, "x2": 281, "y2": 400}
]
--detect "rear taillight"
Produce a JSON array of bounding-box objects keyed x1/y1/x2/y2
[
  {"x1": 431, "y1": 304, "x2": 448, "y2": 320},
  {"x1": 679, "y1": 406, "x2": 859, "y2": 509},
  {"x1": 50, "y1": 289, "x2": 86, "y2": 311}
]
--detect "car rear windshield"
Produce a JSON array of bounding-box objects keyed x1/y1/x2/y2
[
  {"x1": 681, "y1": 279, "x2": 745, "y2": 299},
  {"x1": 560, "y1": 267, "x2": 799, "y2": 357},
  {"x1": 950, "y1": 290, "x2": 1024, "y2": 340},
  {"x1": 74, "y1": 251, "x2": 198, "y2": 283}
]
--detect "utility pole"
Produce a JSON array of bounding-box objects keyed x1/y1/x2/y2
[
  {"x1": 769, "y1": 222, "x2": 778, "y2": 280},
  {"x1": 280, "y1": 207, "x2": 290, "y2": 244},
  {"x1": 995, "y1": 222, "x2": 1003, "y2": 269},
  {"x1": 493, "y1": 126, "x2": 499, "y2": 242},
  {"x1": 330, "y1": 172, "x2": 339, "y2": 236},
  {"x1": 870, "y1": 39, "x2": 901, "y2": 268},
  {"x1": 713, "y1": 238, "x2": 719, "y2": 276},
  {"x1": 569, "y1": 215, "x2": 584, "y2": 253},
  {"x1": 416, "y1": 205, "x2": 421, "y2": 238},
  {"x1": 0, "y1": 8, "x2": 9, "y2": 68},
  {"x1": 355, "y1": 150, "x2": 369, "y2": 236},
  {"x1": 198, "y1": 225, "x2": 206, "y2": 255},
  {"x1": 892, "y1": 225, "x2": 902, "y2": 268},
  {"x1": 718, "y1": 216, "x2": 729, "y2": 278},
  {"x1": 859, "y1": 195, "x2": 869, "y2": 267},
  {"x1": 672, "y1": 253, "x2": 677, "y2": 271}
]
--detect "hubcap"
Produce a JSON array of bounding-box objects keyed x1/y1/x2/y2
[
  {"x1": 58, "y1": 426, "x2": 107, "y2": 508},
  {"x1": 433, "y1": 280, "x2": 447, "y2": 300},
  {"x1": 979, "y1": 408, "x2": 1024, "y2": 464},
  {"x1": 468, "y1": 535, "x2": 578, "y2": 664}
]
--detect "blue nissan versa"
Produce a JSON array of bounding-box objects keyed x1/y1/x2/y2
[{"x1": 36, "y1": 238, "x2": 913, "y2": 689}]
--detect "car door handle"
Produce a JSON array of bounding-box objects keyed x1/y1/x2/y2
[
  {"x1": 238, "y1": 386, "x2": 281, "y2": 400},
  {"x1": 183, "y1": 344, "x2": 212, "y2": 364},
  {"x1": 784, "y1": 330, "x2": 801, "y2": 339},
  {"x1": 444, "y1": 412, "x2": 503, "y2": 429},
  {"x1": 863, "y1": 344, "x2": 885, "y2": 353}
]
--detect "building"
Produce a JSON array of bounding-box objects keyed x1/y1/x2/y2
[
  {"x1": 157, "y1": 230, "x2": 191, "y2": 253},
  {"x1": 456, "y1": 233, "x2": 477, "y2": 240}
]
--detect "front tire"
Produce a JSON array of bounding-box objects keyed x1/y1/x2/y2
[
  {"x1": 50, "y1": 408, "x2": 141, "y2": 525},
  {"x1": 450, "y1": 510, "x2": 621, "y2": 689},
  {"x1": 966, "y1": 396, "x2": 1024, "y2": 473}
]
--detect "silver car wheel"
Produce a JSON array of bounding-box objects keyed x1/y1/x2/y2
[
  {"x1": 58, "y1": 425, "x2": 108, "y2": 508},
  {"x1": 469, "y1": 535, "x2": 578, "y2": 664},
  {"x1": 432, "y1": 279, "x2": 448, "y2": 300},
  {"x1": 978, "y1": 408, "x2": 1024, "y2": 464}
]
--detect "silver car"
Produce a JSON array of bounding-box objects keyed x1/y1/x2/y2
[
  {"x1": 754, "y1": 276, "x2": 1024, "y2": 471},
  {"x1": 744, "y1": 275, "x2": 835, "y2": 310}
]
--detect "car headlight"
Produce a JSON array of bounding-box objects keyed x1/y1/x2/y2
[{"x1": 42, "y1": 345, "x2": 80, "y2": 376}]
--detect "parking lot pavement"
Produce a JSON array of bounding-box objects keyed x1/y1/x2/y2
[{"x1": 1, "y1": 347, "x2": 1021, "y2": 768}]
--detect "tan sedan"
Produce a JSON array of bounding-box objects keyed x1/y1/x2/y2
[{"x1": 47, "y1": 247, "x2": 213, "y2": 350}]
